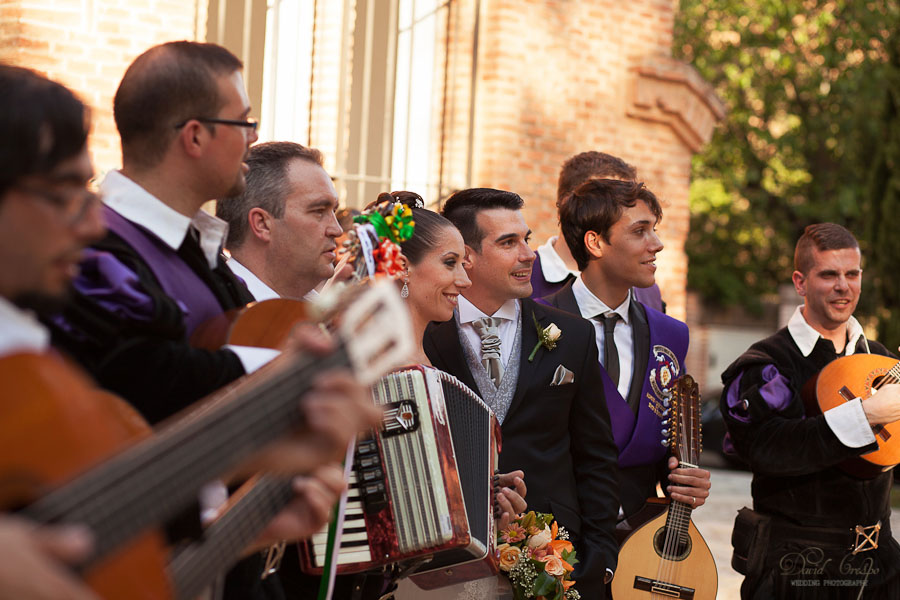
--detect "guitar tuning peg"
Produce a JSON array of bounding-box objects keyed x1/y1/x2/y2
[
  {"x1": 662, "y1": 399, "x2": 670, "y2": 408},
  {"x1": 660, "y1": 439, "x2": 669, "y2": 447},
  {"x1": 660, "y1": 419, "x2": 669, "y2": 427},
  {"x1": 661, "y1": 428, "x2": 669, "y2": 437}
]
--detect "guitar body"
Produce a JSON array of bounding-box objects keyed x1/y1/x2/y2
[
  {"x1": 0, "y1": 353, "x2": 172, "y2": 600},
  {"x1": 612, "y1": 507, "x2": 717, "y2": 600},
  {"x1": 805, "y1": 353, "x2": 900, "y2": 477},
  {"x1": 191, "y1": 298, "x2": 310, "y2": 350}
]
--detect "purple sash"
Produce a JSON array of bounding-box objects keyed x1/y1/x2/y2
[
  {"x1": 103, "y1": 205, "x2": 225, "y2": 336},
  {"x1": 604, "y1": 307, "x2": 689, "y2": 468}
]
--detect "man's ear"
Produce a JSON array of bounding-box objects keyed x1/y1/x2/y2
[
  {"x1": 792, "y1": 270, "x2": 806, "y2": 297},
  {"x1": 248, "y1": 207, "x2": 274, "y2": 242},
  {"x1": 584, "y1": 230, "x2": 604, "y2": 260},
  {"x1": 462, "y1": 245, "x2": 476, "y2": 270},
  {"x1": 177, "y1": 121, "x2": 208, "y2": 159}
]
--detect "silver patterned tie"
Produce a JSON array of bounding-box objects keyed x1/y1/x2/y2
[{"x1": 473, "y1": 317, "x2": 504, "y2": 388}]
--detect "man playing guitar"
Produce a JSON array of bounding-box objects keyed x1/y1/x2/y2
[
  {"x1": 0, "y1": 64, "x2": 377, "y2": 600},
  {"x1": 721, "y1": 223, "x2": 900, "y2": 598}
]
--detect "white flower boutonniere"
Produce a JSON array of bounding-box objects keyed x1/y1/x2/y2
[{"x1": 529, "y1": 312, "x2": 562, "y2": 362}]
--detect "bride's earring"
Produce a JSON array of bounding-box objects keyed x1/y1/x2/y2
[{"x1": 400, "y1": 280, "x2": 409, "y2": 299}]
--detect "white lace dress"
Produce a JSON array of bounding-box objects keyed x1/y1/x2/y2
[{"x1": 394, "y1": 575, "x2": 513, "y2": 599}]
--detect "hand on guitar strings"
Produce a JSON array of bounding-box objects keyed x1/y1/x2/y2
[
  {"x1": 493, "y1": 470, "x2": 528, "y2": 530},
  {"x1": 861, "y1": 382, "x2": 900, "y2": 426},
  {"x1": 665, "y1": 456, "x2": 711, "y2": 509},
  {"x1": 236, "y1": 324, "x2": 382, "y2": 477},
  {"x1": 250, "y1": 464, "x2": 347, "y2": 551},
  {"x1": 0, "y1": 516, "x2": 99, "y2": 600}
]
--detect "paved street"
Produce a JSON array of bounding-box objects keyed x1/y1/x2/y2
[{"x1": 691, "y1": 466, "x2": 900, "y2": 599}]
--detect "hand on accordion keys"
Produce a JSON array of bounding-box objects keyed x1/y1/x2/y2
[{"x1": 494, "y1": 470, "x2": 528, "y2": 530}]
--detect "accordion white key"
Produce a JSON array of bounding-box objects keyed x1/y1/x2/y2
[{"x1": 299, "y1": 365, "x2": 501, "y2": 586}]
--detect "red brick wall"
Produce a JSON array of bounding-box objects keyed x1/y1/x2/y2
[
  {"x1": 0, "y1": 0, "x2": 204, "y2": 179},
  {"x1": 460, "y1": 0, "x2": 699, "y2": 318}
]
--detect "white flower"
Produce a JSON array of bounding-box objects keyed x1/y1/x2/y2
[
  {"x1": 545, "y1": 323, "x2": 562, "y2": 342},
  {"x1": 527, "y1": 526, "x2": 553, "y2": 549}
]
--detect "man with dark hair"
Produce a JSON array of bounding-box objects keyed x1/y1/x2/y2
[
  {"x1": 0, "y1": 63, "x2": 107, "y2": 600},
  {"x1": 532, "y1": 150, "x2": 664, "y2": 311},
  {"x1": 424, "y1": 187, "x2": 620, "y2": 598},
  {"x1": 50, "y1": 40, "x2": 264, "y2": 423},
  {"x1": 543, "y1": 178, "x2": 710, "y2": 529},
  {"x1": 216, "y1": 141, "x2": 341, "y2": 300},
  {"x1": 721, "y1": 223, "x2": 900, "y2": 598},
  {"x1": 42, "y1": 42, "x2": 378, "y2": 599}
]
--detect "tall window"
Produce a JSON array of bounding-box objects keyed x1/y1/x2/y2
[
  {"x1": 390, "y1": 0, "x2": 441, "y2": 203},
  {"x1": 259, "y1": 0, "x2": 315, "y2": 144}
]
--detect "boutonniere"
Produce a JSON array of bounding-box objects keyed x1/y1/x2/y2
[{"x1": 528, "y1": 312, "x2": 562, "y2": 362}]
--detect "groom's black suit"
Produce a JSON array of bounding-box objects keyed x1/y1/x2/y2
[{"x1": 424, "y1": 297, "x2": 620, "y2": 599}]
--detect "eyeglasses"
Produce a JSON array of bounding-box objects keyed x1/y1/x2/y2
[
  {"x1": 174, "y1": 117, "x2": 259, "y2": 132},
  {"x1": 15, "y1": 182, "x2": 100, "y2": 225}
]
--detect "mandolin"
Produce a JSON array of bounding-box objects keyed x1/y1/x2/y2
[
  {"x1": 0, "y1": 282, "x2": 412, "y2": 600},
  {"x1": 611, "y1": 374, "x2": 717, "y2": 600},
  {"x1": 803, "y1": 353, "x2": 900, "y2": 478}
]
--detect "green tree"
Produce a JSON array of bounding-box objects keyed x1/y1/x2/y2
[{"x1": 675, "y1": 0, "x2": 899, "y2": 328}]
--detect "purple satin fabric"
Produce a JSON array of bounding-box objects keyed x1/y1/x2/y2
[
  {"x1": 722, "y1": 365, "x2": 794, "y2": 455},
  {"x1": 72, "y1": 248, "x2": 157, "y2": 322}
]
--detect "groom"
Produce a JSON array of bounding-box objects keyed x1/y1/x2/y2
[{"x1": 424, "y1": 188, "x2": 620, "y2": 598}]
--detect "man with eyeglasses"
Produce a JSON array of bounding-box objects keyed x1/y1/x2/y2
[
  {"x1": 44, "y1": 42, "x2": 379, "y2": 599},
  {"x1": 50, "y1": 40, "x2": 266, "y2": 423}
]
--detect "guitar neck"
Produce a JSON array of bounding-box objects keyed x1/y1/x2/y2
[
  {"x1": 169, "y1": 476, "x2": 294, "y2": 600},
  {"x1": 23, "y1": 345, "x2": 349, "y2": 567}
]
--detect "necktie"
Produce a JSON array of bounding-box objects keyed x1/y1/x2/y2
[
  {"x1": 598, "y1": 312, "x2": 620, "y2": 387},
  {"x1": 473, "y1": 317, "x2": 504, "y2": 388}
]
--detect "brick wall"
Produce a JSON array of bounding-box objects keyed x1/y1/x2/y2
[
  {"x1": 0, "y1": 0, "x2": 204, "y2": 179},
  {"x1": 445, "y1": 0, "x2": 720, "y2": 320}
]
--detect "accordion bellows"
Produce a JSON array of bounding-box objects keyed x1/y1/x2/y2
[{"x1": 300, "y1": 365, "x2": 501, "y2": 587}]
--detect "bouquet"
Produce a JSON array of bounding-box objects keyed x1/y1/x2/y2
[{"x1": 498, "y1": 511, "x2": 579, "y2": 600}]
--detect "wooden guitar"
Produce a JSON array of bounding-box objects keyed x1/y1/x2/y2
[
  {"x1": 0, "y1": 282, "x2": 412, "y2": 600},
  {"x1": 803, "y1": 353, "x2": 900, "y2": 478},
  {"x1": 611, "y1": 374, "x2": 717, "y2": 600}
]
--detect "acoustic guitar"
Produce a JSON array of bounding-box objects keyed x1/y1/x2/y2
[
  {"x1": 0, "y1": 282, "x2": 412, "y2": 600},
  {"x1": 611, "y1": 374, "x2": 717, "y2": 600},
  {"x1": 803, "y1": 353, "x2": 900, "y2": 478}
]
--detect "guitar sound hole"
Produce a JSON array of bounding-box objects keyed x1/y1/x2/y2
[{"x1": 652, "y1": 526, "x2": 692, "y2": 561}]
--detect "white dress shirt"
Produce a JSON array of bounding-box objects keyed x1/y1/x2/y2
[
  {"x1": 572, "y1": 276, "x2": 634, "y2": 400},
  {"x1": 101, "y1": 170, "x2": 276, "y2": 374},
  {"x1": 536, "y1": 236, "x2": 580, "y2": 283},
  {"x1": 0, "y1": 297, "x2": 50, "y2": 357},
  {"x1": 786, "y1": 305, "x2": 875, "y2": 449},
  {"x1": 457, "y1": 296, "x2": 520, "y2": 368},
  {"x1": 225, "y1": 257, "x2": 280, "y2": 301}
]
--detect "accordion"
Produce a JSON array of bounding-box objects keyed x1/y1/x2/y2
[{"x1": 299, "y1": 365, "x2": 501, "y2": 586}]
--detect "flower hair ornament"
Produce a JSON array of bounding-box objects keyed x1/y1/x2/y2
[{"x1": 337, "y1": 192, "x2": 416, "y2": 281}]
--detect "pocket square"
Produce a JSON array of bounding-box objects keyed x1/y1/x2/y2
[{"x1": 551, "y1": 364, "x2": 575, "y2": 386}]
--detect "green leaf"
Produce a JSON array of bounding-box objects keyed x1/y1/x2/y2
[{"x1": 532, "y1": 571, "x2": 559, "y2": 597}]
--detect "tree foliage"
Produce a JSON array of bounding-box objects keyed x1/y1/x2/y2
[{"x1": 675, "y1": 0, "x2": 899, "y2": 331}]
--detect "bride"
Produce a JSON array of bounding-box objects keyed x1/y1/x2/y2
[{"x1": 377, "y1": 192, "x2": 526, "y2": 599}]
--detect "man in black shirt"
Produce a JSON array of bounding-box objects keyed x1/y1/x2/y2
[{"x1": 721, "y1": 223, "x2": 900, "y2": 598}]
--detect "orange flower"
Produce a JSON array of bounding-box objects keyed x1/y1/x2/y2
[
  {"x1": 563, "y1": 579, "x2": 576, "y2": 590},
  {"x1": 551, "y1": 521, "x2": 558, "y2": 539},
  {"x1": 541, "y1": 554, "x2": 566, "y2": 577},
  {"x1": 549, "y1": 539, "x2": 574, "y2": 556},
  {"x1": 501, "y1": 523, "x2": 526, "y2": 544},
  {"x1": 497, "y1": 543, "x2": 521, "y2": 572}
]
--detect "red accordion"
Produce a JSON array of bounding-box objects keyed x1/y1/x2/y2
[{"x1": 299, "y1": 365, "x2": 501, "y2": 587}]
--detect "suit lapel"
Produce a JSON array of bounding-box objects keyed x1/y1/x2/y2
[
  {"x1": 507, "y1": 298, "x2": 547, "y2": 420},
  {"x1": 424, "y1": 319, "x2": 479, "y2": 394}
]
